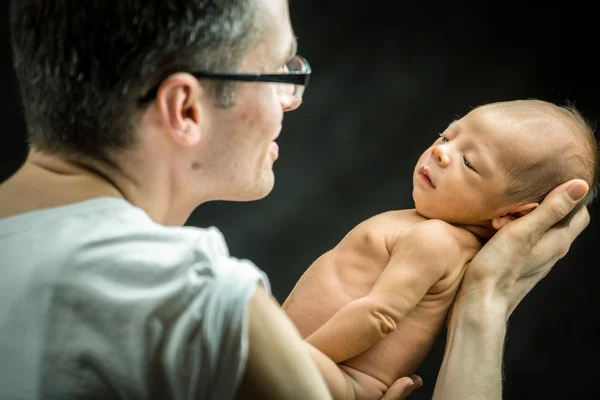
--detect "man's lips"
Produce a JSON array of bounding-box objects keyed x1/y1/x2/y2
[
  {"x1": 418, "y1": 166, "x2": 435, "y2": 188},
  {"x1": 270, "y1": 130, "x2": 281, "y2": 159},
  {"x1": 269, "y1": 141, "x2": 279, "y2": 159}
]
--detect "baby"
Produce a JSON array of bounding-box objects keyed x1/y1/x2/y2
[{"x1": 282, "y1": 99, "x2": 599, "y2": 400}]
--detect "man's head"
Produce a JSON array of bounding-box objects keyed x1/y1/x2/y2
[
  {"x1": 413, "y1": 99, "x2": 599, "y2": 228},
  {"x1": 10, "y1": 0, "x2": 304, "y2": 209}
]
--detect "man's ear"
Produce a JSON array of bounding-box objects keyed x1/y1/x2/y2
[
  {"x1": 155, "y1": 73, "x2": 204, "y2": 147},
  {"x1": 491, "y1": 202, "x2": 539, "y2": 230}
]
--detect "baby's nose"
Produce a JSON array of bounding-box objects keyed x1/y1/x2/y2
[{"x1": 432, "y1": 145, "x2": 450, "y2": 167}]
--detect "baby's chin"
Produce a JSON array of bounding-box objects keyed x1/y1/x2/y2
[{"x1": 414, "y1": 204, "x2": 445, "y2": 220}]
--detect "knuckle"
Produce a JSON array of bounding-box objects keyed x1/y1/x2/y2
[
  {"x1": 504, "y1": 224, "x2": 536, "y2": 250},
  {"x1": 549, "y1": 204, "x2": 569, "y2": 224},
  {"x1": 523, "y1": 233, "x2": 539, "y2": 250}
]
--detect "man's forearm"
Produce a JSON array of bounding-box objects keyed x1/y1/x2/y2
[
  {"x1": 433, "y1": 295, "x2": 509, "y2": 400},
  {"x1": 236, "y1": 287, "x2": 333, "y2": 400}
]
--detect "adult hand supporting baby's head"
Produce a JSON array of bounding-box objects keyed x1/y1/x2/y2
[{"x1": 453, "y1": 179, "x2": 590, "y2": 319}]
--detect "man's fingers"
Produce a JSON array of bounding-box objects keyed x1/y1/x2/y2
[
  {"x1": 380, "y1": 375, "x2": 422, "y2": 400},
  {"x1": 564, "y1": 205, "x2": 591, "y2": 241},
  {"x1": 411, "y1": 375, "x2": 423, "y2": 388},
  {"x1": 545, "y1": 206, "x2": 590, "y2": 259},
  {"x1": 512, "y1": 179, "x2": 588, "y2": 241}
]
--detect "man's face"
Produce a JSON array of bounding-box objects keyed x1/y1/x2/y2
[
  {"x1": 412, "y1": 105, "x2": 521, "y2": 225},
  {"x1": 203, "y1": 0, "x2": 302, "y2": 202}
]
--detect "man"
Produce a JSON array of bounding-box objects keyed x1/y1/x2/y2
[{"x1": 0, "y1": 1, "x2": 590, "y2": 400}]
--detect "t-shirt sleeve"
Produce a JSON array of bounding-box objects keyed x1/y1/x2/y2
[
  {"x1": 49, "y1": 226, "x2": 270, "y2": 400},
  {"x1": 159, "y1": 255, "x2": 269, "y2": 400}
]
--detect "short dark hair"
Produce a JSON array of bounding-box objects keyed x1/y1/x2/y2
[
  {"x1": 9, "y1": 0, "x2": 262, "y2": 164},
  {"x1": 500, "y1": 100, "x2": 599, "y2": 227}
]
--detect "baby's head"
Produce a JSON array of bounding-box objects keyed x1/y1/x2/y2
[{"x1": 413, "y1": 99, "x2": 599, "y2": 229}]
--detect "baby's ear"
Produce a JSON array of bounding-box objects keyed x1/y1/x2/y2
[
  {"x1": 491, "y1": 203, "x2": 539, "y2": 230},
  {"x1": 510, "y1": 202, "x2": 539, "y2": 218}
]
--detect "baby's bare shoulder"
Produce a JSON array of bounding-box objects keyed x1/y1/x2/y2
[
  {"x1": 406, "y1": 219, "x2": 482, "y2": 259},
  {"x1": 337, "y1": 209, "x2": 425, "y2": 253},
  {"x1": 358, "y1": 209, "x2": 425, "y2": 231}
]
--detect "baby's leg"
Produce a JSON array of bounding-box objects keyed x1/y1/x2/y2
[
  {"x1": 305, "y1": 343, "x2": 355, "y2": 399},
  {"x1": 306, "y1": 343, "x2": 388, "y2": 400},
  {"x1": 339, "y1": 364, "x2": 389, "y2": 400}
]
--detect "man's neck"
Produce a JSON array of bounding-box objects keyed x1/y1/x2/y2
[{"x1": 1, "y1": 150, "x2": 195, "y2": 226}]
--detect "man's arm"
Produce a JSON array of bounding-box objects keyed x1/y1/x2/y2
[
  {"x1": 236, "y1": 286, "x2": 332, "y2": 400},
  {"x1": 432, "y1": 180, "x2": 590, "y2": 400},
  {"x1": 305, "y1": 220, "x2": 461, "y2": 363},
  {"x1": 433, "y1": 291, "x2": 508, "y2": 399}
]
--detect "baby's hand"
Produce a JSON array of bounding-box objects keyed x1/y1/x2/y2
[{"x1": 380, "y1": 375, "x2": 423, "y2": 400}]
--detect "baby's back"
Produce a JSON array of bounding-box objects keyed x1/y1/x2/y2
[{"x1": 283, "y1": 210, "x2": 481, "y2": 389}]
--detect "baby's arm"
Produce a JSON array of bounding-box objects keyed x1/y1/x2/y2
[{"x1": 305, "y1": 219, "x2": 463, "y2": 363}]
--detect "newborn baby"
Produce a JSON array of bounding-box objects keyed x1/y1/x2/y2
[{"x1": 283, "y1": 99, "x2": 599, "y2": 399}]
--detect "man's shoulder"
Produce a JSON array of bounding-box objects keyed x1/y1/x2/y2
[
  {"x1": 0, "y1": 197, "x2": 247, "y2": 279},
  {"x1": 67, "y1": 199, "x2": 231, "y2": 261},
  {"x1": 17, "y1": 199, "x2": 271, "y2": 302}
]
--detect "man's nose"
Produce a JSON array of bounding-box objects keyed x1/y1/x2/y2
[
  {"x1": 278, "y1": 82, "x2": 303, "y2": 112},
  {"x1": 283, "y1": 97, "x2": 302, "y2": 112},
  {"x1": 281, "y1": 93, "x2": 302, "y2": 112}
]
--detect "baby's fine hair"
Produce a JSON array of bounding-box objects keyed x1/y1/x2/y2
[{"x1": 494, "y1": 99, "x2": 599, "y2": 226}]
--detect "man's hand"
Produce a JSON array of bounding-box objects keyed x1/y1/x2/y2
[
  {"x1": 380, "y1": 375, "x2": 423, "y2": 400},
  {"x1": 432, "y1": 179, "x2": 591, "y2": 400},
  {"x1": 454, "y1": 179, "x2": 590, "y2": 318}
]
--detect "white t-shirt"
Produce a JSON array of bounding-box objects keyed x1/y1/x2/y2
[{"x1": 0, "y1": 198, "x2": 270, "y2": 400}]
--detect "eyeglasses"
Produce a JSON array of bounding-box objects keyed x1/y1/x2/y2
[{"x1": 139, "y1": 55, "x2": 311, "y2": 104}]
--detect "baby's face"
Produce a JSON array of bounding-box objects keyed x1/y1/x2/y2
[{"x1": 412, "y1": 105, "x2": 534, "y2": 225}]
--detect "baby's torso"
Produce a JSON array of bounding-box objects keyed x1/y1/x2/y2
[{"x1": 282, "y1": 209, "x2": 482, "y2": 388}]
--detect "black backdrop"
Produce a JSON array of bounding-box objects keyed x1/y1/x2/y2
[{"x1": 1, "y1": 1, "x2": 598, "y2": 399}]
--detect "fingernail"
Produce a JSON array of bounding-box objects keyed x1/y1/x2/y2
[{"x1": 568, "y1": 184, "x2": 586, "y2": 201}]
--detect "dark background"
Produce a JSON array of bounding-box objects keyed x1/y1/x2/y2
[{"x1": 1, "y1": 1, "x2": 598, "y2": 399}]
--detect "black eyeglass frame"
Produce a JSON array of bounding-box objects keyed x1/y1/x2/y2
[{"x1": 139, "y1": 55, "x2": 311, "y2": 104}]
